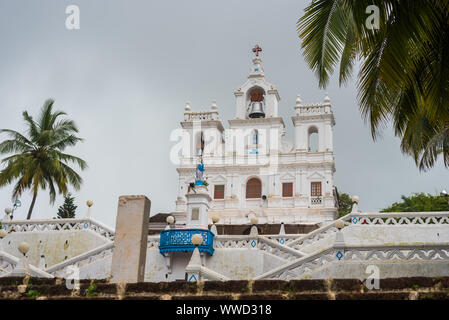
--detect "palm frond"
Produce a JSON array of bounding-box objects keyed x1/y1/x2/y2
[{"x1": 298, "y1": 0, "x2": 351, "y2": 88}]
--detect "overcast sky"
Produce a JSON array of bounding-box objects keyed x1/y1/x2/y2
[{"x1": 0, "y1": 0, "x2": 447, "y2": 228}]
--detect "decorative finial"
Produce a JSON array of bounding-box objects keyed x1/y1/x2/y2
[
  {"x1": 166, "y1": 216, "x2": 175, "y2": 225},
  {"x1": 335, "y1": 220, "x2": 345, "y2": 230},
  {"x1": 324, "y1": 92, "x2": 331, "y2": 103},
  {"x1": 296, "y1": 94, "x2": 302, "y2": 106},
  {"x1": 211, "y1": 100, "x2": 217, "y2": 111},
  {"x1": 252, "y1": 44, "x2": 262, "y2": 57},
  {"x1": 250, "y1": 217, "x2": 258, "y2": 225},
  {"x1": 351, "y1": 195, "x2": 360, "y2": 213},
  {"x1": 18, "y1": 242, "x2": 30, "y2": 255},
  {"x1": 185, "y1": 101, "x2": 191, "y2": 111}
]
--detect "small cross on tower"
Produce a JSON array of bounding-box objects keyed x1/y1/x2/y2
[{"x1": 252, "y1": 45, "x2": 262, "y2": 57}]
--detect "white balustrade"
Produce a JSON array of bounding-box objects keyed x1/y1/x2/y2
[
  {"x1": 257, "y1": 243, "x2": 449, "y2": 280},
  {"x1": 184, "y1": 111, "x2": 219, "y2": 121},
  {"x1": 2, "y1": 218, "x2": 115, "y2": 242}
]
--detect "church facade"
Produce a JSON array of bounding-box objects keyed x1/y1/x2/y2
[{"x1": 172, "y1": 48, "x2": 338, "y2": 228}]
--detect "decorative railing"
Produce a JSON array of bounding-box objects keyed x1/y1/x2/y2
[
  {"x1": 186, "y1": 264, "x2": 231, "y2": 282},
  {"x1": 0, "y1": 251, "x2": 53, "y2": 278},
  {"x1": 286, "y1": 211, "x2": 449, "y2": 253},
  {"x1": 184, "y1": 110, "x2": 219, "y2": 121},
  {"x1": 1, "y1": 218, "x2": 115, "y2": 242},
  {"x1": 46, "y1": 235, "x2": 161, "y2": 278},
  {"x1": 0, "y1": 253, "x2": 16, "y2": 275},
  {"x1": 257, "y1": 242, "x2": 449, "y2": 280},
  {"x1": 257, "y1": 236, "x2": 304, "y2": 261},
  {"x1": 159, "y1": 229, "x2": 215, "y2": 256},
  {"x1": 295, "y1": 104, "x2": 331, "y2": 114},
  {"x1": 286, "y1": 214, "x2": 351, "y2": 252},
  {"x1": 310, "y1": 197, "x2": 322, "y2": 205},
  {"x1": 263, "y1": 234, "x2": 303, "y2": 245},
  {"x1": 349, "y1": 212, "x2": 449, "y2": 225},
  {"x1": 213, "y1": 235, "x2": 303, "y2": 262},
  {"x1": 214, "y1": 235, "x2": 255, "y2": 249},
  {"x1": 45, "y1": 242, "x2": 114, "y2": 278}
]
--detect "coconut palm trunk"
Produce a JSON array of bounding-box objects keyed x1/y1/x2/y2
[{"x1": 27, "y1": 192, "x2": 38, "y2": 220}]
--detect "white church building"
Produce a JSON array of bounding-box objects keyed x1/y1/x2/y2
[
  {"x1": 0, "y1": 47, "x2": 448, "y2": 285},
  {"x1": 172, "y1": 47, "x2": 338, "y2": 230}
]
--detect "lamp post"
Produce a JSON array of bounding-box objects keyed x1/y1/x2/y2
[
  {"x1": 185, "y1": 233, "x2": 204, "y2": 281},
  {"x1": 4, "y1": 208, "x2": 12, "y2": 221},
  {"x1": 334, "y1": 219, "x2": 346, "y2": 260},
  {"x1": 250, "y1": 217, "x2": 259, "y2": 236},
  {"x1": 4, "y1": 199, "x2": 21, "y2": 221},
  {"x1": 165, "y1": 215, "x2": 175, "y2": 230},
  {"x1": 210, "y1": 216, "x2": 219, "y2": 235},
  {"x1": 86, "y1": 200, "x2": 93, "y2": 218}
]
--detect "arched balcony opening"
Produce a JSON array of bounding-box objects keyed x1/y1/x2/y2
[
  {"x1": 308, "y1": 126, "x2": 319, "y2": 152},
  {"x1": 246, "y1": 87, "x2": 266, "y2": 119}
]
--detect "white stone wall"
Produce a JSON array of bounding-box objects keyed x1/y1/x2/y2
[
  {"x1": 0, "y1": 230, "x2": 109, "y2": 268},
  {"x1": 300, "y1": 261, "x2": 449, "y2": 280}
]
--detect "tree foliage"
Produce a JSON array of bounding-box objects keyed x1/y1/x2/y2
[
  {"x1": 338, "y1": 193, "x2": 353, "y2": 217},
  {"x1": 381, "y1": 193, "x2": 449, "y2": 212},
  {"x1": 56, "y1": 193, "x2": 77, "y2": 219},
  {"x1": 0, "y1": 99, "x2": 87, "y2": 219},
  {"x1": 298, "y1": 1, "x2": 449, "y2": 171}
]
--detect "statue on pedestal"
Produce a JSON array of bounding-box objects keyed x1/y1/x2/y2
[{"x1": 195, "y1": 156, "x2": 205, "y2": 186}]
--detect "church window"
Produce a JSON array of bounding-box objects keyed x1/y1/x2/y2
[
  {"x1": 311, "y1": 182, "x2": 322, "y2": 197},
  {"x1": 246, "y1": 178, "x2": 262, "y2": 199},
  {"x1": 214, "y1": 185, "x2": 225, "y2": 199},
  {"x1": 282, "y1": 183, "x2": 293, "y2": 197}
]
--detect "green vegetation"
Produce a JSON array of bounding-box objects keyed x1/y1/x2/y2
[
  {"x1": 297, "y1": 1, "x2": 449, "y2": 171},
  {"x1": 86, "y1": 284, "x2": 98, "y2": 297},
  {"x1": 338, "y1": 193, "x2": 353, "y2": 218},
  {"x1": 56, "y1": 193, "x2": 77, "y2": 219},
  {"x1": 0, "y1": 99, "x2": 87, "y2": 219},
  {"x1": 26, "y1": 290, "x2": 41, "y2": 298},
  {"x1": 381, "y1": 193, "x2": 449, "y2": 212}
]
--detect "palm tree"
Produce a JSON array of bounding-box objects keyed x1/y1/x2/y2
[
  {"x1": 297, "y1": 0, "x2": 449, "y2": 171},
  {"x1": 0, "y1": 99, "x2": 87, "y2": 219}
]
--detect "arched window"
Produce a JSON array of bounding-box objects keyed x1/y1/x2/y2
[
  {"x1": 308, "y1": 126, "x2": 319, "y2": 152},
  {"x1": 246, "y1": 178, "x2": 262, "y2": 199}
]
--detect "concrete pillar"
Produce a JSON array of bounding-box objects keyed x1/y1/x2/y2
[{"x1": 111, "y1": 195, "x2": 151, "y2": 283}]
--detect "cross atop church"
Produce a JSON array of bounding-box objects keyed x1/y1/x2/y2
[{"x1": 252, "y1": 45, "x2": 262, "y2": 57}]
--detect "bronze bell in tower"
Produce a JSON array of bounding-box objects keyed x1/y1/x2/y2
[{"x1": 248, "y1": 101, "x2": 265, "y2": 118}]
